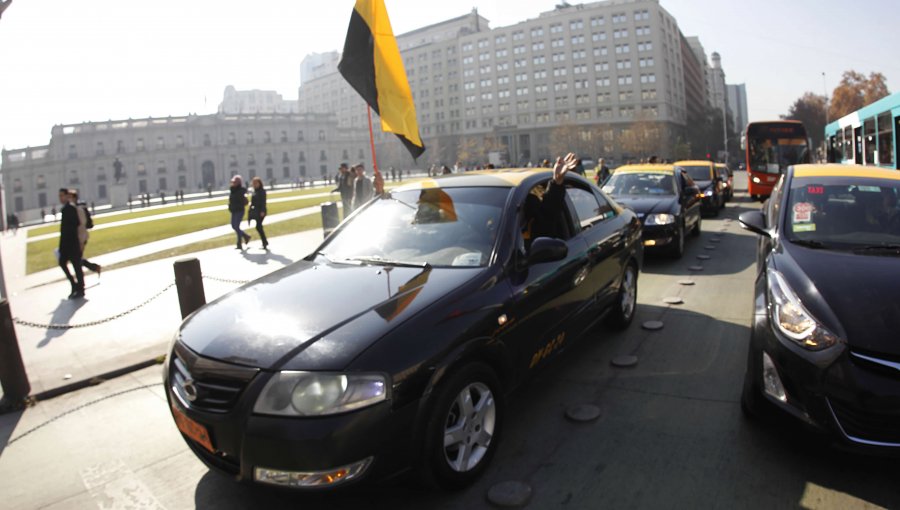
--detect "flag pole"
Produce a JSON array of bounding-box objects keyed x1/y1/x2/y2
[
  {"x1": 366, "y1": 106, "x2": 380, "y2": 176},
  {"x1": 367, "y1": 106, "x2": 385, "y2": 195}
]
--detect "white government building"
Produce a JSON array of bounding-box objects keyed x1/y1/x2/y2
[{"x1": 2, "y1": 0, "x2": 746, "y2": 221}]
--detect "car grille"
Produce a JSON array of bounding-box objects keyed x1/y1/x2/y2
[
  {"x1": 828, "y1": 398, "x2": 900, "y2": 447},
  {"x1": 170, "y1": 341, "x2": 259, "y2": 414}
]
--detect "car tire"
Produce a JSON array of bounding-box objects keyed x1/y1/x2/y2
[
  {"x1": 691, "y1": 215, "x2": 702, "y2": 237},
  {"x1": 668, "y1": 221, "x2": 685, "y2": 259},
  {"x1": 606, "y1": 262, "x2": 638, "y2": 330},
  {"x1": 421, "y1": 362, "x2": 503, "y2": 490}
]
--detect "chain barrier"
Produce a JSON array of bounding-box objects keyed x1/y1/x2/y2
[
  {"x1": 7, "y1": 383, "x2": 162, "y2": 446},
  {"x1": 12, "y1": 274, "x2": 250, "y2": 330},
  {"x1": 201, "y1": 275, "x2": 251, "y2": 285},
  {"x1": 13, "y1": 283, "x2": 176, "y2": 330}
]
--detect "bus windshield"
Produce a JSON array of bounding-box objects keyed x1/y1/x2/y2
[{"x1": 748, "y1": 137, "x2": 809, "y2": 174}]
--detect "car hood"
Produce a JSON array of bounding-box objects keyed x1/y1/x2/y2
[
  {"x1": 779, "y1": 244, "x2": 900, "y2": 355},
  {"x1": 610, "y1": 195, "x2": 677, "y2": 216},
  {"x1": 177, "y1": 259, "x2": 481, "y2": 370}
]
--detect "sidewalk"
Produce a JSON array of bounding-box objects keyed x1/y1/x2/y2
[{"x1": 1, "y1": 227, "x2": 325, "y2": 401}]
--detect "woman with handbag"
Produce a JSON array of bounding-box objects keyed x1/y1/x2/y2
[
  {"x1": 249, "y1": 176, "x2": 269, "y2": 250},
  {"x1": 228, "y1": 175, "x2": 251, "y2": 249}
]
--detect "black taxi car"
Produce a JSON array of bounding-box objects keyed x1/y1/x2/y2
[
  {"x1": 165, "y1": 168, "x2": 643, "y2": 490},
  {"x1": 739, "y1": 163, "x2": 900, "y2": 452},
  {"x1": 675, "y1": 160, "x2": 724, "y2": 215},
  {"x1": 601, "y1": 163, "x2": 702, "y2": 258}
]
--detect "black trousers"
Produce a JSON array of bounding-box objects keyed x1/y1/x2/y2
[
  {"x1": 59, "y1": 251, "x2": 84, "y2": 293},
  {"x1": 255, "y1": 217, "x2": 268, "y2": 247}
]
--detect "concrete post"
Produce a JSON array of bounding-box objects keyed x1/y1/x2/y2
[
  {"x1": 0, "y1": 299, "x2": 30, "y2": 407},
  {"x1": 320, "y1": 202, "x2": 339, "y2": 238},
  {"x1": 173, "y1": 258, "x2": 206, "y2": 320}
]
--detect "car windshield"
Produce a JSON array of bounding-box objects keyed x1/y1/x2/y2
[
  {"x1": 677, "y1": 165, "x2": 713, "y2": 182},
  {"x1": 320, "y1": 187, "x2": 510, "y2": 267},
  {"x1": 602, "y1": 172, "x2": 675, "y2": 196},
  {"x1": 786, "y1": 178, "x2": 900, "y2": 249}
]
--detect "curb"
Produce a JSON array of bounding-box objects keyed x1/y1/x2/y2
[{"x1": 0, "y1": 354, "x2": 166, "y2": 415}]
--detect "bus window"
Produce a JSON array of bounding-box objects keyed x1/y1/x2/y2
[
  {"x1": 843, "y1": 125, "x2": 853, "y2": 161},
  {"x1": 864, "y1": 117, "x2": 877, "y2": 165},
  {"x1": 878, "y1": 112, "x2": 893, "y2": 166}
]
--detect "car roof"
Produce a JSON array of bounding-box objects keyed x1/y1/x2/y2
[
  {"x1": 393, "y1": 168, "x2": 554, "y2": 191},
  {"x1": 792, "y1": 164, "x2": 900, "y2": 181},
  {"x1": 674, "y1": 160, "x2": 713, "y2": 167},
  {"x1": 613, "y1": 164, "x2": 675, "y2": 174}
]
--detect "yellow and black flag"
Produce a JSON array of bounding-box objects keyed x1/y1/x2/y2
[{"x1": 338, "y1": 0, "x2": 425, "y2": 159}]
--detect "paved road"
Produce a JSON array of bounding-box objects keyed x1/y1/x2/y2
[{"x1": 2, "y1": 172, "x2": 898, "y2": 509}]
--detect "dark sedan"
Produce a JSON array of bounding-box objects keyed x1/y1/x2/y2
[
  {"x1": 602, "y1": 164, "x2": 702, "y2": 258},
  {"x1": 716, "y1": 163, "x2": 734, "y2": 202},
  {"x1": 164, "y1": 168, "x2": 643, "y2": 490},
  {"x1": 739, "y1": 163, "x2": 900, "y2": 453},
  {"x1": 676, "y1": 160, "x2": 723, "y2": 215}
]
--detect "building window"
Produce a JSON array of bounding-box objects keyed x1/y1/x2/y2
[
  {"x1": 96, "y1": 142, "x2": 105, "y2": 156},
  {"x1": 137, "y1": 163, "x2": 147, "y2": 176},
  {"x1": 319, "y1": 130, "x2": 326, "y2": 141},
  {"x1": 176, "y1": 135, "x2": 184, "y2": 148},
  {"x1": 117, "y1": 140, "x2": 125, "y2": 153},
  {"x1": 98, "y1": 184, "x2": 107, "y2": 199},
  {"x1": 264, "y1": 131, "x2": 271, "y2": 143},
  {"x1": 178, "y1": 159, "x2": 186, "y2": 172},
  {"x1": 38, "y1": 192, "x2": 47, "y2": 208},
  {"x1": 246, "y1": 131, "x2": 254, "y2": 144},
  {"x1": 13, "y1": 178, "x2": 22, "y2": 192},
  {"x1": 157, "y1": 136, "x2": 165, "y2": 149},
  {"x1": 37, "y1": 174, "x2": 46, "y2": 189},
  {"x1": 159, "y1": 177, "x2": 167, "y2": 191},
  {"x1": 280, "y1": 131, "x2": 288, "y2": 143},
  {"x1": 297, "y1": 130, "x2": 304, "y2": 142},
  {"x1": 320, "y1": 150, "x2": 327, "y2": 161},
  {"x1": 877, "y1": 112, "x2": 893, "y2": 166},
  {"x1": 203, "y1": 134, "x2": 212, "y2": 146},
  {"x1": 178, "y1": 175, "x2": 187, "y2": 189},
  {"x1": 138, "y1": 138, "x2": 147, "y2": 151},
  {"x1": 15, "y1": 197, "x2": 23, "y2": 212},
  {"x1": 68, "y1": 145, "x2": 78, "y2": 159},
  {"x1": 299, "y1": 151, "x2": 306, "y2": 162},
  {"x1": 283, "y1": 166, "x2": 290, "y2": 178},
  {"x1": 139, "y1": 180, "x2": 147, "y2": 193}
]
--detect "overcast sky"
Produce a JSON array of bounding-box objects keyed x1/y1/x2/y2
[{"x1": 1, "y1": 0, "x2": 898, "y2": 152}]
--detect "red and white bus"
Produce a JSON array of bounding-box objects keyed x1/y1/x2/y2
[{"x1": 742, "y1": 120, "x2": 811, "y2": 200}]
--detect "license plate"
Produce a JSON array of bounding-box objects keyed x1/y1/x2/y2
[{"x1": 171, "y1": 403, "x2": 215, "y2": 453}]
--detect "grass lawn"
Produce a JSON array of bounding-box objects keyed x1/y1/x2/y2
[
  {"x1": 27, "y1": 194, "x2": 336, "y2": 273},
  {"x1": 27, "y1": 185, "x2": 336, "y2": 238},
  {"x1": 102, "y1": 214, "x2": 325, "y2": 272}
]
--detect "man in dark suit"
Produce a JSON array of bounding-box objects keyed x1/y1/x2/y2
[{"x1": 57, "y1": 188, "x2": 85, "y2": 298}]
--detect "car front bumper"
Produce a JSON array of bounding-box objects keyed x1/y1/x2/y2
[
  {"x1": 748, "y1": 305, "x2": 900, "y2": 453},
  {"x1": 640, "y1": 222, "x2": 680, "y2": 249},
  {"x1": 164, "y1": 344, "x2": 419, "y2": 489}
]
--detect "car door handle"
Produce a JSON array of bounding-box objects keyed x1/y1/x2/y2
[{"x1": 573, "y1": 265, "x2": 589, "y2": 286}]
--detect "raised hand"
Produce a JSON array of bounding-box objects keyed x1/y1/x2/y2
[{"x1": 553, "y1": 153, "x2": 578, "y2": 184}]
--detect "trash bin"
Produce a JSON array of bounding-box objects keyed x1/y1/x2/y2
[{"x1": 320, "y1": 202, "x2": 339, "y2": 238}]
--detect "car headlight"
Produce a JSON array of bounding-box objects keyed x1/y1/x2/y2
[
  {"x1": 644, "y1": 213, "x2": 675, "y2": 225},
  {"x1": 766, "y1": 269, "x2": 840, "y2": 351},
  {"x1": 703, "y1": 189, "x2": 714, "y2": 197},
  {"x1": 253, "y1": 372, "x2": 388, "y2": 416},
  {"x1": 752, "y1": 176, "x2": 761, "y2": 184}
]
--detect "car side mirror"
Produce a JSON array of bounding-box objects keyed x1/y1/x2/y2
[
  {"x1": 738, "y1": 211, "x2": 771, "y2": 238},
  {"x1": 528, "y1": 237, "x2": 568, "y2": 265}
]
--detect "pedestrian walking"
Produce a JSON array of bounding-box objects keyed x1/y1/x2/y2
[
  {"x1": 40, "y1": 208, "x2": 46, "y2": 223},
  {"x1": 351, "y1": 163, "x2": 374, "y2": 211},
  {"x1": 333, "y1": 163, "x2": 355, "y2": 219},
  {"x1": 11, "y1": 213, "x2": 19, "y2": 233},
  {"x1": 71, "y1": 190, "x2": 101, "y2": 276},
  {"x1": 249, "y1": 176, "x2": 269, "y2": 250},
  {"x1": 51, "y1": 205, "x2": 57, "y2": 221},
  {"x1": 228, "y1": 175, "x2": 251, "y2": 250},
  {"x1": 57, "y1": 189, "x2": 84, "y2": 298},
  {"x1": 595, "y1": 158, "x2": 610, "y2": 186}
]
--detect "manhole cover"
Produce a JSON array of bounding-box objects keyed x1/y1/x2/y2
[
  {"x1": 642, "y1": 320, "x2": 664, "y2": 331},
  {"x1": 663, "y1": 296, "x2": 683, "y2": 304},
  {"x1": 704, "y1": 245, "x2": 716, "y2": 250},
  {"x1": 487, "y1": 481, "x2": 533, "y2": 508},
  {"x1": 611, "y1": 354, "x2": 640, "y2": 367},
  {"x1": 688, "y1": 265, "x2": 704, "y2": 271},
  {"x1": 696, "y1": 255, "x2": 711, "y2": 260},
  {"x1": 678, "y1": 280, "x2": 695, "y2": 286},
  {"x1": 566, "y1": 404, "x2": 602, "y2": 422}
]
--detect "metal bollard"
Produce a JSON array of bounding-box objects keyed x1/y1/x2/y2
[
  {"x1": 320, "y1": 201, "x2": 339, "y2": 238},
  {"x1": 173, "y1": 258, "x2": 206, "y2": 319},
  {"x1": 0, "y1": 299, "x2": 30, "y2": 407}
]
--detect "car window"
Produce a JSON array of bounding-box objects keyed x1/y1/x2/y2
[
  {"x1": 601, "y1": 172, "x2": 675, "y2": 196},
  {"x1": 786, "y1": 179, "x2": 900, "y2": 246},
  {"x1": 322, "y1": 187, "x2": 510, "y2": 267},
  {"x1": 566, "y1": 185, "x2": 615, "y2": 228},
  {"x1": 768, "y1": 174, "x2": 785, "y2": 229},
  {"x1": 677, "y1": 165, "x2": 714, "y2": 182}
]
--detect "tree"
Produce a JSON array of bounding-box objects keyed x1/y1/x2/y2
[
  {"x1": 829, "y1": 71, "x2": 890, "y2": 120},
  {"x1": 456, "y1": 137, "x2": 481, "y2": 167},
  {"x1": 782, "y1": 92, "x2": 827, "y2": 150}
]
